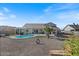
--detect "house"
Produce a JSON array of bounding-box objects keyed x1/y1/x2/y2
[
  {"x1": 0, "y1": 26, "x2": 16, "y2": 35},
  {"x1": 63, "y1": 23, "x2": 79, "y2": 35},
  {"x1": 23, "y1": 22, "x2": 60, "y2": 34},
  {"x1": 0, "y1": 22, "x2": 61, "y2": 35}
]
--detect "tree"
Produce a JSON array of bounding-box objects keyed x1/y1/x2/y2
[
  {"x1": 44, "y1": 26, "x2": 53, "y2": 38},
  {"x1": 16, "y1": 28, "x2": 24, "y2": 35},
  {"x1": 25, "y1": 29, "x2": 28, "y2": 34}
]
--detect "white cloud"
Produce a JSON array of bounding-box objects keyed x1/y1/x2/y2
[
  {"x1": 55, "y1": 11, "x2": 79, "y2": 20},
  {"x1": 0, "y1": 12, "x2": 8, "y2": 20},
  {"x1": 0, "y1": 12, "x2": 4, "y2": 16},
  {"x1": 0, "y1": 16, "x2": 8, "y2": 20},
  {"x1": 43, "y1": 4, "x2": 79, "y2": 21},
  {"x1": 3, "y1": 7, "x2": 10, "y2": 12},
  {"x1": 37, "y1": 4, "x2": 79, "y2": 28},
  {"x1": 0, "y1": 13, "x2": 16, "y2": 20},
  {"x1": 44, "y1": 4, "x2": 79, "y2": 13},
  {"x1": 0, "y1": 7, "x2": 16, "y2": 21},
  {"x1": 44, "y1": 5, "x2": 52, "y2": 12},
  {"x1": 10, "y1": 14, "x2": 16, "y2": 18}
]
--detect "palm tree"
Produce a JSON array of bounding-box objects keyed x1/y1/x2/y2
[{"x1": 44, "y1": 26, "x2": 53, "y2": 38}]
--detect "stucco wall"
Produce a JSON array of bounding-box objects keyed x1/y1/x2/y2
[
  {"x1": 74, "y1": 31, "x2": 79, "y2": 35},
  {"x1": 64, "y1": 26, "x2": 75, "y2": 31}
]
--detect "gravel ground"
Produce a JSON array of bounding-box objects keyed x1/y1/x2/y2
[{"x1": 0, "y1": 36, "x2": 64, "y2": 56}]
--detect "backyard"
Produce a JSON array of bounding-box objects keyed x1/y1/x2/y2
[{"x1": 0, "y1": 36, "x2": 64, "y2": 56}]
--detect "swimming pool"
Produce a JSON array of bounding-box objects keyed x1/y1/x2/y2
[{"x1": 16, "y1": 34, "x2": 34, "y2": 39}]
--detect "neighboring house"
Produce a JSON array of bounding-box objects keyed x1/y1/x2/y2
[
  {"x1": 0, "y1": 26, "x2": 16, "y2": 35},
  {"x1": 63, "y1": 23, "x2": 79, "y2": 35},
  {"x1": 23, "y1": 22, "x2": 60, "y2": 34}
]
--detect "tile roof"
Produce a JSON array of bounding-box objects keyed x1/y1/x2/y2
[
  {"x1": 69, "y1": 24, "x2": 79, "y2": 31},
  {"x1": 23, "y1": 22, "x2": 57, "y2": 29}
]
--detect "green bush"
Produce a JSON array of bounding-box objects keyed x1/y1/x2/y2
[{"x1": 64, "y1": 35, "x2": 79, "y2": 56}]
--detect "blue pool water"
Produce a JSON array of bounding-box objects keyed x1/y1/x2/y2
[{"x1": 16, "y1": 34, "x2": 33, "y2": 39}]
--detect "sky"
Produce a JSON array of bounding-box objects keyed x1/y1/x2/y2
[{"x1": 0, "y1": 3, "x2": 79, "y2": 29}]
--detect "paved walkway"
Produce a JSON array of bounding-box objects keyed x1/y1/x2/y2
[{"x1": 0, "y1": 37, "x2": 64, "y2": 56}]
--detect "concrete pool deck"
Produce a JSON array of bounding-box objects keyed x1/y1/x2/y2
[
  {"x1": 0, "y1": 36, "x2": 64, "y2": 56},
  {"x1": 9, "y1": 34, "x2": 55, "y2": 39}
]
